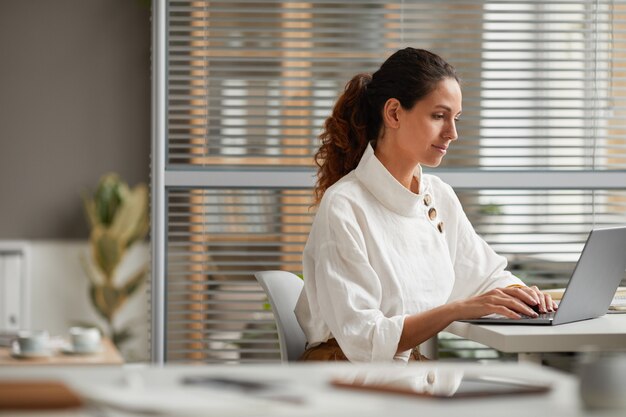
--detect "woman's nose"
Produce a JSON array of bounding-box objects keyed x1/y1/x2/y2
[{"x1": 444, "y1": 122, "x2": 458, "y2": 141}]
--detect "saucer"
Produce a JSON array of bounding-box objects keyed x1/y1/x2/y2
[
  {"x1": 11, "y1": 345, "x2": 53, "y2": 359},
  {"x1": 61, "y1": 345, "x2": 103, "y2": 355}
]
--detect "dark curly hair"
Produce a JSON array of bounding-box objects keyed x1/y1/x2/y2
[{"x1": 313, "y1": 48, "x2": 459, "y2": 204}]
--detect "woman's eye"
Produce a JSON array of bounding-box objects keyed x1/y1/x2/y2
[{"x1": 433, "y1": 114, "x2": 444, "y2": 120}]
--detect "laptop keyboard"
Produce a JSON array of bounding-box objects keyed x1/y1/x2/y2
[
  {"x1": 483, "y1": 311, "x2": 556, "y2": 320},
  {"x1": 519, "y1": 311, "x2": 556, "y2": 320}
]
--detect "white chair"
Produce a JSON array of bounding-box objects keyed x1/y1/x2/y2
[{"x1": 254, "y1": 270, "x2": 307, "y2": 362}]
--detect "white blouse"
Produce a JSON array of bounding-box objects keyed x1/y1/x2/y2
[{"x1": 294, "y1": 144, "x2": 524, "y2": 363}]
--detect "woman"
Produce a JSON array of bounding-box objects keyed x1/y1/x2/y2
[{"x1": 294, "y1": 48, "x2": 557, "y2": 363}]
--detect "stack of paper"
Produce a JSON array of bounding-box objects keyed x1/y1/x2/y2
[{"x1": 542, "y1": 287, "x2": 626, "y2": 312}]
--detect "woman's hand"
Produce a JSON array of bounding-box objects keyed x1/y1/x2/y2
[
  {"x1": 398, "y1": 285, "x2": 559, "y2": 352},
  {"x1": 450, "y1": 286, "x2": 557, "y2": 320},
  {"x1": 505, "y1": 285, "x2": 558, "y2": 314}
]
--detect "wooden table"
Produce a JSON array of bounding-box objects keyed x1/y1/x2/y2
[{"x1": 0, "y1": 338, "x2": 123, "y2": 366}]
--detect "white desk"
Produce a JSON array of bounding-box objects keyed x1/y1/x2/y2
[
  {"x1": 0, "y1": 362, "x2": 616, "y2": 417},
  {"x1": 446, "y1": 314, "x2": 626, "y2": 363}
]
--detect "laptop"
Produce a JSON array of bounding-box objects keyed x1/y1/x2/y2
[{"x1": 461, "y1": 226, "x2": 626, "y2": 326}]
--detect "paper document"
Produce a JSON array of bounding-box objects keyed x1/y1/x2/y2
[
  {"x1": 610, "y1": 289, "x2": 626, "y2": 311},
  {"x1": 542, "y1": 287, "x2": 626, "y2": 312}
]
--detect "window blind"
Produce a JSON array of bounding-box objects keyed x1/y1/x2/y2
[
  {"x1": 165, "y1": 188, "x2": 311, "y2": 362},
  {"x1": 152, "y1": 0, "x2": 626, "y2": 364}
]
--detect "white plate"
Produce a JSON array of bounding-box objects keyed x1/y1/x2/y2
[{"x1": 61, "y1": 346, "x2": 103, "y2": 355}]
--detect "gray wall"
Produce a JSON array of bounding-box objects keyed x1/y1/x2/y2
[{"x1": 0, "y1": 0, "x2": 151, "y2": 239}]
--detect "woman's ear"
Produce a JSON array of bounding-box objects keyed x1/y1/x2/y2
[{"x1": 382, "y1": 98, "x2": 401, "y2": 129}]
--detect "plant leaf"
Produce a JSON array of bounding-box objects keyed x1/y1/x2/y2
[
  {"x1": 112, "y1": 327, "x2": 134, "y2": 347},
  {"x1": 128, "y1": 184, "x2": 150, "y2": 246},
  {"x1": 91, "y1": 284, "x2": 125, "y2": 322},
  {"x1": 89, "y1": 284, "x2": 109, "y2": 321},
  {"x1": 83, "y1": 195, "x2": 99, "y2": 229},
  {"x1": 79, "y1": 253, "x2": 102, "y2": 286},
  {"x1": 101, "y1": 285, "x2": 120, "y2": 311},
  {"x1": 91, "y1": 227, "x2": 124, "y2": 281},
  {"x1": 109, "y1": 184, "x2": 149, "y2": 248},
  {"x1": 122, "y1": 265, "x2": 148, "y2": 298},
  {"x1": 94, "y1": 173, "x2": 124, "y2": 226}
]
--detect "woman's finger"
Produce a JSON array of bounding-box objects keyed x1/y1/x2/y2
[
  {"x1": 530, "y1": 285, "x2": 547, "y2": 313},
  {"x1": 491, "y1": 304, "x2": 521, "y2": 319},
  {"x1": 492, "y1": 294, "x2": 539, "y2": 317},
  {"x1": 502, "y1": 287, "x2": 539, "y2": 307},
  {"x1": 544, "y1": 293, "x2": 554, "y2": 312}
]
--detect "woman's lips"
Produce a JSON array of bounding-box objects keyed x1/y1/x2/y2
[{"x1": 432, "y1": 144, "x2": 448, "y2": 154}]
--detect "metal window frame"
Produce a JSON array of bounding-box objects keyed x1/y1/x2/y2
[{"x1": 151, "y1": 0, "x2": 626, "y2": 364}]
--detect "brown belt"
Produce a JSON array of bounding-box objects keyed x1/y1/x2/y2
[{"x1": 298, "y1": 338, "x2": 429, "y2": 362}]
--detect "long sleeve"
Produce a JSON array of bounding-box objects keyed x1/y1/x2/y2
[
  {"x1": 299, "y1": 195, "x2": 406, "y2": 362},
  {"x1": 441, "y1": 183, "x2": 525, "y2": 302}
]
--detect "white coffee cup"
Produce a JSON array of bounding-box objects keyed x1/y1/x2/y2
[
  {"x1": 15, "y1": 330, "x2": 50, "y2": 355},
  {"x1": 579, "y1": 353, "x2": 626, "y2": 410},
  {"x1": 69, "y1": 327, "x2": 102, "y2": 353}
]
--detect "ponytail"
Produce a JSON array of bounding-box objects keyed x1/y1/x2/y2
[
  {"x1": 313, "y1": 48, "x2": 459, "y2": 205},
  {"x1": 313, "y1": 73, "x2": 373, "y2": 205}
]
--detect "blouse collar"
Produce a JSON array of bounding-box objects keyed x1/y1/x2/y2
[{"x1": 355, "y1": 143, "x2": 427, "y2": 217}]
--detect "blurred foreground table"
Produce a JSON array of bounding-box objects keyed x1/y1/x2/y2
[
  {"x1": 0, "y1": 362, "x2": 615, "y2": 417},
  {"x1": 0, "y1": 338, "x2": 123, "y2": 366}
]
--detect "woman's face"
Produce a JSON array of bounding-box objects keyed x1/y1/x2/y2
[{"x1": 392, "y1": 78, "x2": 462, "y2": 167}]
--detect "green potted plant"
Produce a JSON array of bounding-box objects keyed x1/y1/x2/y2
[{"x1": 80, "y1": 173, "x2": 149, "y2": 350}]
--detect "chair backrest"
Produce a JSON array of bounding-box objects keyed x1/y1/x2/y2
[{"x1": 254, "y1": 270, "x2": 306, "y2": 362}]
